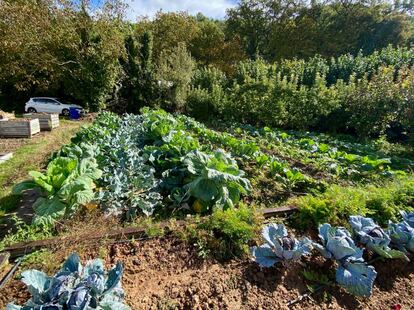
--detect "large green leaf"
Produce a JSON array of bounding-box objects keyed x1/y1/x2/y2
[
  {"x1": 32, "y1": 197, "x2": 66, "y2": 226},
  {"x1": 182, "y1": 150, "x2": 251, "y2": 208},
  {"x1": 28, "y1": 171, "x2": 53, "y2": 193},
  {"x1": 47, "y1": 157, "x2": 77, "y2": 176},
  {"x1": 59, "y1": 177, "x2": 95, "y2": 205},
  {"x1": 75, "y1": 158, "x2": 102, "y2": 180},
  {"x1": 187, "y1": 178, "x2": 219, "y2": 202},
  {"x1": 12, "y1": 180, "x2": 38, "y2": 194}
]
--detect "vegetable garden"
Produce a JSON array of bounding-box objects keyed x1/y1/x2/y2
[{"x1": 1, "y1": 108, "x2": 414, "y2": 309}]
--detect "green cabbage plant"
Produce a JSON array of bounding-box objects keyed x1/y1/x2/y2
[
  {"x1": 182, "y1": 149, "x2": 251, "y2": 210},
  {"x1": 13, "y1": 156, "x2": 102, "y2": 226}
]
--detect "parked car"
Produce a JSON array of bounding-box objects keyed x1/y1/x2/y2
[{"x1": 25, "y1": 97, "x2": 84, "y2": 116}]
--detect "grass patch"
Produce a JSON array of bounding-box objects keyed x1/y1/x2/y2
[
  {"x1": 0, "y1": 216, "x2": 54, "y2": 251},
  {"x1": 20, "y1": 249, "x2": 60, "y2": 274},
  {"x1": 0, "y1": 120, "x2": 87, "y2": 212}
]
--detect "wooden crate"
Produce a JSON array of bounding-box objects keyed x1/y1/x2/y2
[
  {"x1": 23, "y1": 113, "x2": 59, "y2": 131},
  {"x1": 0, "y1": 119, "x2": 40, "y2": 138},
  {"x1": 0, "y1": 110, "x2": 15, "y2": 120}
]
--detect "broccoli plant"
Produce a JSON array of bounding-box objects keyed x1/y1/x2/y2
[
  {"x1": 349, "y1": 216, "x2": 407, "y2": 260},
  {"x1": 313, "y1": 224, "x2": 377, "y2": 297},
  {"x1": 251, "y1": 224, "x2": 312, "y2": 267},
  {"x1": 7, "y1": 253, "x2": 130, "y2": 310}
]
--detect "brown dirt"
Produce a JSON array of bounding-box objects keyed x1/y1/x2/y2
[{"x1": 0, "y1": 237, "x2": 413, "y2": 310}]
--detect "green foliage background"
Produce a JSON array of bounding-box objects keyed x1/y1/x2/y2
[{"x1": 0, "y1": 0, "x2": 413, "y2": 140}]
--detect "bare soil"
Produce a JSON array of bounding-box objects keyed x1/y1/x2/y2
[{"x1": 0, "y1": 237, "x2": 412, "y2": 310}]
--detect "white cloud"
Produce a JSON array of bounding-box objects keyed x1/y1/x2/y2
[{"x1": 124, "y1": 0, "x2": 236, "y2": 20}]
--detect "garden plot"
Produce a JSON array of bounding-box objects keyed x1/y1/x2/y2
[{"x1": 0, "y1": 109, "x2": 413, "y2": 309}]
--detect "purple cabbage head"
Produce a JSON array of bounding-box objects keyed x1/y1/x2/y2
[
  {"x1": 6, "y1": 253, "x2": 130, "y2": 310},
  {"x1": 251, "y1": 223, "x2": 312, "y2": 267},
  {"x1": 349, "y1": 216, "x2": 407, "y2": 260}
]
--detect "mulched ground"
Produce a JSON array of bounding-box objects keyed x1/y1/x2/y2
[{"x1": 0, "y1": 237, "x2": 413, "y2": 309}]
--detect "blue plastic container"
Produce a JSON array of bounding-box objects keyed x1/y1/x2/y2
[{"x1": 69, "y1": 107, "x2": 80, "y2": 120}]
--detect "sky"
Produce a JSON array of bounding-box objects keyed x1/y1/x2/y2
[{"x1": 123, "y1": 0, "x2": 237, "y2": 20}]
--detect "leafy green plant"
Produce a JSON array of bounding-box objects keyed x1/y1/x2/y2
[
  {"x1": 7, "y1": 253, "x2": 130, "y2": 310},
  {"x1": 182, "y1": 149, "x2": 251, "y2": 210},
  {"x1": 0, "y1": 216, "x2": 54, "y2": 251},
  {"x1": 197, "y1": 205, "x2": 260, "y2": 260},
  {"x1": 13, "y1": 157, "x2": 102, "y2": 226},
  {"x1": 292, "y1": 177, "x2": 414, "y2": 228}
]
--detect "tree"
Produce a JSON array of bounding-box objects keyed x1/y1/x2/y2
[
  {"x1": 156, "y1": 43, "x2": 196, "y2": 111},
  {"x1": 0, "y1": 0, "x2": 65, "y2": 110},
  {"x1": 189, "y1": 17, "x2": 246, "y2": 74},
  {"x1": 225, "y1": 0, "x2": 414, "y2": 61},
  {"x1": 0, "y1": 0, "x2": 125, "y2": 111},
  {"x1": 226, "y1": 0, "x2": 272, "y2": 59},
  {"x1": 135, "y1": 12, "x2": 200, "y2": 60},
  {"x1": 59, "y1": 2, "x2": 125, "y2": 111}
]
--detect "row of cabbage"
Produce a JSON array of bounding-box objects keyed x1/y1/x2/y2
[
  {"x1": 179, "y1": 115, "x2": 324, "y2": 192},
  {"x1": 13, "y1": 110, "x2": 255, "y2": 225},
  {"x1": 252, "y1": 212, "x2": 414, "y2": 297},
  {"x1": 219, "y1": 122, "x2": 413, "y2": 180},
  {"x1": 8, "y1": 211, "x2": 414, "y2": 309},
  {"x1": 7, "y1": 253, "x2": 130, "y2": 310}
]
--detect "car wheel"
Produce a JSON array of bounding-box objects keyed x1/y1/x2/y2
[
  {"x1": 62, "y1": 109, "x2": 69, "y2": 117},
  {"x1": 27, "y1": 107, "x2": 37, "y2": 113}
]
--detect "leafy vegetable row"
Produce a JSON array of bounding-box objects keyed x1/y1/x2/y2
[
  {"x1": 223, "y1": 122, "x2": 413, "y2": 180},
  {"x1": 14, "y1": 110, "x2": 254, "y2": 224},
  {"x1": 252, "y1": 212, "x2": 414, "y2": 297},
  {"x1": 179, "y1": 115, "x2": 322, "y2": 192}
]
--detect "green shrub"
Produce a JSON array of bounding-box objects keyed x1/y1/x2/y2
[
  {"x1": 192, "y1": 67, "x2": 228, "y2": 90},
  {"x1": 185, "y1": 46, "x2": 414, "y2": 140},
  {"x1": 195, "y1": 204, "x2": 261, "y2": 260},
  {"x1": 186, "y1": 84, "x2": 228, "y2": 120}
]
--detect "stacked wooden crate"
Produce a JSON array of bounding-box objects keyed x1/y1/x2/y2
[
  {"x1": 0, "y1": 118, "x2": 40, "y2": 138},
  {"x1": 0, "y1": 110, "x2": 15, "y2": 120},
  {"x1": 23, "y1": 113, "x2": 59, "y2": 131}
]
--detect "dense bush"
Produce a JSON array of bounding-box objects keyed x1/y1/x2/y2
[
  {"x1": 195, "y1": 204, "x2": 261, "y2": 260},
  {"x1": 185, "y1": 45, "x2": 414, "y2": 140}
]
